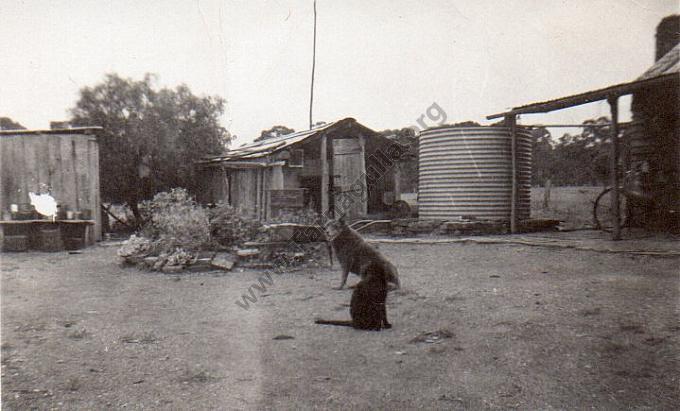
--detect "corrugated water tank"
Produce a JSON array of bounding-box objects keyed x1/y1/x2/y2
[{"x1": 418, "y1": 126, "x2": 532, "y2": 220}]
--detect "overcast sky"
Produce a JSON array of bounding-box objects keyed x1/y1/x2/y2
[{"x1": 0, "y1": 0, "x2": 676, "y2": 145}]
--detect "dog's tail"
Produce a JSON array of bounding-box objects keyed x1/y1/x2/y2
[{"x1": 314, "y1": 319, "x2": 354, "y2": 327}]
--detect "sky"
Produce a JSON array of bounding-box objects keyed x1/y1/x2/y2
[{"x1": 0, "y1": 0, "x2": 677, "y2": 145}]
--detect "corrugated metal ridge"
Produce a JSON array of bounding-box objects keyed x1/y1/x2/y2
[{"x1": 204, "y1": 118, "x2": 347, "y2": 162}]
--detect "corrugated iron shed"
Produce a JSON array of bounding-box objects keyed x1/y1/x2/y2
[{"x1": 199, "y1": 118, "x2": 380, "y2": 164}]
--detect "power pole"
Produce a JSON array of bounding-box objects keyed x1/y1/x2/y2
[{"x1": 309, "y1": 0, "x2": 317, "y2": 129}]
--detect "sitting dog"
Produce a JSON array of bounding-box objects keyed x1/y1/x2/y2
[
  {"x1": 315, "y1": 261, "x2": 391, "y2": 330},
  {"x1": 325, "y1": 218, "x2": 400, "y2": 290}
]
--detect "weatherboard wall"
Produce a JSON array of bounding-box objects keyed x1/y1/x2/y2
[{"x1": 0, "y1": 131, "x2": 101, "y2": 241}]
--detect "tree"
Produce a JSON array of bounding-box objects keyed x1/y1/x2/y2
[
  {"x1": 0, "y1": 117, "x2": 26, "y2": 130},
  {"x1": 255, "y1": 125, "x2": 295, "y2": 142},
  {"x1": 531, "y1": 117, "x2": 612, "y2": 186},
  {"x1": 70, "y1": 73, "x2": 231, "y2": 224},
  {"x1": 531, "y1": 127, "x2": 553, "y2": 186},
  {"x1": 381, "y1": 127, "x2": 418, "y2": 192}
]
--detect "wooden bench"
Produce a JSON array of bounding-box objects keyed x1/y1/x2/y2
[{"x1": 0, "y1": 220, "x2": 95, "y2": 252}]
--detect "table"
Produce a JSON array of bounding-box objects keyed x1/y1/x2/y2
[{"x1": 0, "y1": 220, "x2": 95, "y2": 251}]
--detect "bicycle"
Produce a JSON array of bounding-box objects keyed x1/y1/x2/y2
[{"x1": 593, "y1": 169, "x2": 676, "y2": 232}]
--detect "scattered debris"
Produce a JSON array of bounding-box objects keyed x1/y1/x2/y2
[
  {"x1": 236, "y1": 248, "x2": 260, "y2": 258},
  {"x1": 161, "y1": 265, "x2": 183, "y2": 274},
  {"x1": 410, "y1": 329, "x2": 454, "y2": 344},
  {"x1": 273, "y1": 335, "x2": 295, "y2": 340},
  {"x1": 211, "y1": 253, "x2": 237, "y2": 271},
  {"x1": 178, "y1": 368, "x2": 219, "y2": 384},
  {"x1": 66, "y1": 328, "x2": 87, "y2": 340},
  {"x1": 313, "y1": 376, "x2": 331, "y2": 382}
]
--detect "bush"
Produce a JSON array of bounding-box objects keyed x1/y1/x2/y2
[
  {"x1": 208, "y1": 203, "x2": 264, "y2": 247},
  {"x1": 117, "y1": 234, "x2": 153, "y2": 257},
  {"x1": 141, "y1": 188, "x2": 210, "y2": 251},
  {"x1": 117, "y1": 189, "x2": 266, "y2": 264}
]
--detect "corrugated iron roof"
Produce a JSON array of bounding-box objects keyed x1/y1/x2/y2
[
  {"x1": 638, "y1": 43, "x2": 680, "y2": 80},
  {"x1": 200, "y1": 117, "x2": 382, "y2": 164}
]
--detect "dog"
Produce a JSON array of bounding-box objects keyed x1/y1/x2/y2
[
  {"x1": 315, "y1": 261, "x2": 391, "y2": 330},
  {"x1": 325, "y1": 218, "x2": 400, "y2": 290}
]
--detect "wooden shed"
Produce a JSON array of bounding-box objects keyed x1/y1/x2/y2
[
  {"x1": 0, "y1": 127, "x2": 103, "y2": 247},
  {"x1": 196, "y1": 118, "x2": 406, "y2": 221},
  {"x1": 628, "y1": 16, "x2": 680, "y2": 231}
]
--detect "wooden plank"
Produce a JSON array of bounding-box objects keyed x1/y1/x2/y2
[
  {"x1": 60, "y1": 134, "x2": 77, "y2": 213},
  {"x1": 358, "y1": 135, "x2": 367, "y2": 216},
  {"x1": 609, "y1": 96, "x2": 621, "y2": 240},
  {"x1": 0, "y1": 136, "x2": 14, "y2": 210},
  {"x1": 51, "y1": 135, "x2": 66, "y2": 205},
  {"x1": 320, "y1": 134, "x2": 328, "y2": 219},
  {"x1": 269, "y1": 189, "x2": 305, "y2": 208},
  {"x1": 36, "y1": 135, "x2": 50, "y2": 193},
  {"x1": 87, "y1": 137, "x2": 101, "y2": 240},
  {"x1": 332, "y1": 137, "x2": 365, "y2": 219},
  {"x1": 487, "y1": 73, "x2": 678, "y2": 120},
  {"x1": 21, "y1": 135, "x2": 38, "y2": 203},
  {"x1": 75, "y1": 136, "x2": 92, "y2": 213}
]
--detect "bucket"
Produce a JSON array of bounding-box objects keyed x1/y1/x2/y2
[{"x1": 39, "y1": 226, "x2": 64, "y2": 252}]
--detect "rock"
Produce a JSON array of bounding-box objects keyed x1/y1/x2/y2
[
  {"x1": 153, "y1": 259, "x2": 166, "y2": 271},
  {"x1": 239, "y1": 262, "x2": 274, "y2": 269},
  {"x1": 162, "y1": 265, "x2": 184, "y2": 274},
  {"x1": 236, "y1": 248, "x2": 260, "y2": 258},
  {"x1": 273, "y1": 335, "x2": 294, "y2": 340},
  {"x1": 211, "y1": 253, "x2": 237, "y2": 271},
  {"x1": 184, "y1": 258, "x2": 214, "y2": 273},
  {"x1": 143, "y1": 256, "x2": 159, "y2": 266}
]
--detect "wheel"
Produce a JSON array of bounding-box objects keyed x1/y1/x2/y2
[
  {"x1": 392, "y1": 200, "x2": 411, "y2": 218},
  {"x1": 593, "y1": 188, "x2": 628, "y2": 231}
]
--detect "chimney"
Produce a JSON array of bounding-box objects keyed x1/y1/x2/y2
[
  {"x1": 655, "y1": 15, "x2": 680, "y2": 61},
  {"x1": 50, "y1": 121, "x2": 71, "y2": 130}
]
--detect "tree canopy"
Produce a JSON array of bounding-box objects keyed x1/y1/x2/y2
[
  {"x1": 70, "y1": 73, "x2": 231, "y2": 221},
  {"x1": 0, "y1": 117, "x2": 26, "y2": 130},
  {"x1": 255, "y1": 125, "x2": 295, "y2": 142},
  {"x1": 531, "y1": 117, "x2": 612, "y2": 186}
]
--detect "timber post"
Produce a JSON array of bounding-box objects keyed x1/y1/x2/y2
[{"x1": 608, "y1": 95, "x2": 622, "y2": 240}]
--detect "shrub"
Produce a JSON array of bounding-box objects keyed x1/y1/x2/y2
[
  {"x1": 141, "y1": 188, "x2": 210, "y2": 251},
  {"x1": 117, "y1": 234, "x2": 154, "y2": 257},
  {"x1": 208, "y1": 203, "x2": 264, "y2": 247}
]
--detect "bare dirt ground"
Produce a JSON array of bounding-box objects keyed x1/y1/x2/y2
[{"x1": 2, "y1": 234, "x2": 679, "y2": 410}]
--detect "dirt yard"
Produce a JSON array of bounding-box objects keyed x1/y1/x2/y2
[{"x1": 2, "y1": 235, "x2": 679, "y2": 410}]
